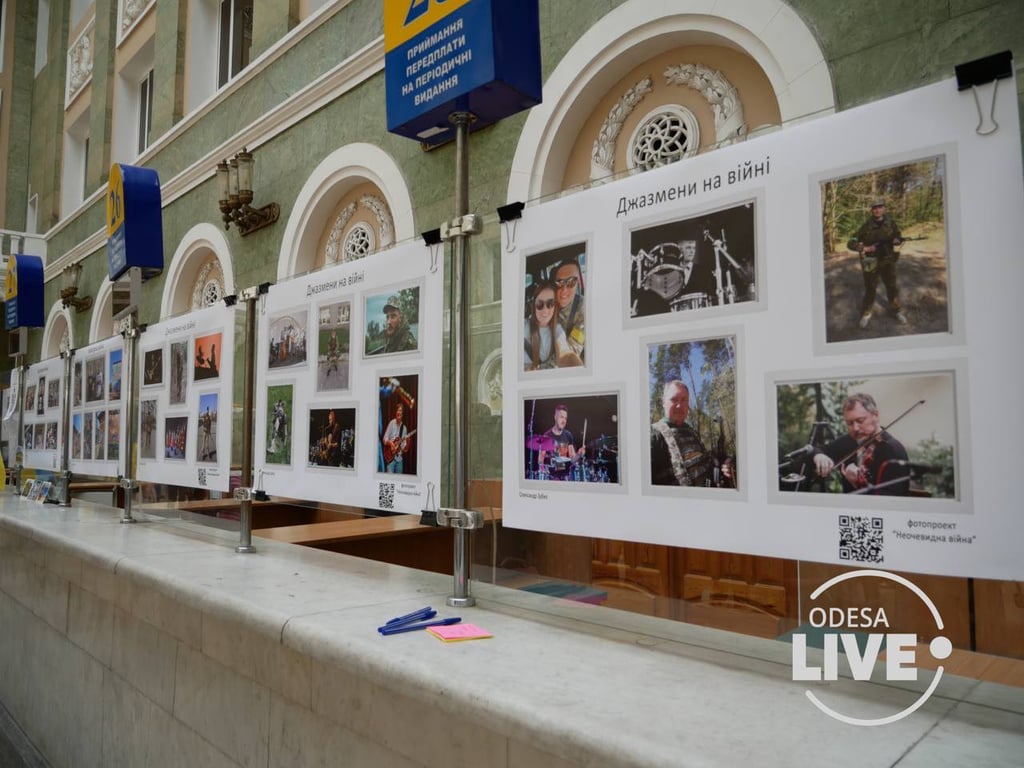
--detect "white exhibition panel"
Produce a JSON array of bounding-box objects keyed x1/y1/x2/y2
[
  {"x1": 135, "y1": 302, "x2": 236, "y2": 493},
  {"x1": 69, "y1": 335, "x2": 126, "y2": 477},
  {"x1": 253, "y1": 240, "x2": 443, "y2": 514},
  {"x1": 502, "y1": 77, "x2": 1024, "y2": 580},
  {"x1": 22, "y1": 356, "x2": 63, "y2": 471}
]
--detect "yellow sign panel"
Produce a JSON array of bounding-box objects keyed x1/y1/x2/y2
[
  {"x1": 4, "y1": 256, "x2": 16, "y2": 301},
  {"x1": 106, "y1": 163, "x2": 125, "y2": 238},
  {"x1": 384, "y1": 0, "x2": 473, "y2": 52}
]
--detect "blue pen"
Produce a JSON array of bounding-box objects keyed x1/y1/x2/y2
[
  {"x1": 384, "y1": 606, "x2": 435, "y2": 626},
  {"x1": 378, "y1": 617, "x2": 461, "y2": 636}
]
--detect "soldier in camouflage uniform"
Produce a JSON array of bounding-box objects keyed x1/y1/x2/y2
[
  {"x1": 650, "y1": 380, "x2": 717, "y2": 486},
  {"x1": 848, "y1": 198, "x2": 906, "y2": 328},
  {"x1": 381, "y1": 295, "x2": 417, "y2": 353}
]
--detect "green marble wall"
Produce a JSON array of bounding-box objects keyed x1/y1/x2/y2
[{"x1": 6, "y1": 0, "x2": 1023, "y2": 489}]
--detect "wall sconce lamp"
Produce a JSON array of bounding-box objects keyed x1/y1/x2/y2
[
  {"x1": 216, "y1": 148, "x2": 280, "y2": 236},
  {"x1": 60, "y1": 262, "x2": 93, "y2": 313}
]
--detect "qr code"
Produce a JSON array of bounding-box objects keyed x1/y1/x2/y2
[
  {"x1": 197, "y1": 468, "x2": 207, "y2": 487},
  {"x1": 378, "y1": 482, "x2": 396, "y2": 510},
  {"x1": 839, "y1": 515, "x2": 883, "y2": 563}
]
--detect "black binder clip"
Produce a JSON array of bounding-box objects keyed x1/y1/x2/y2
[{"x1": 955, "y1": 50, "x2": 1013, "y2": 136}]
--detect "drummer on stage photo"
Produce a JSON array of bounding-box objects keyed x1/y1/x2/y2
[
  {"x1": 629, "y1": 201, "x2": 757, "y2": 319},
  {"x1": 631, "y1": 228, "x2": 714, "y2": 317},
  {"x1": 536, "y1": 403, "x2": 584, "y2": 479}
]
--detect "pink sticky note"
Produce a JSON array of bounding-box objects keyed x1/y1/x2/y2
[{"x1": 426, "y1": 623, "x2": 493, "y2": 642}]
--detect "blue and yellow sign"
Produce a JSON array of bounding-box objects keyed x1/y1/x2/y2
[
  {"x1": 107, "y1": 163, "x2": 164, "y2": 281},
  {"x1": 384, "y1": 0, "x2": 541, "y2": 145},
  {"x1": 4, "y1": 254, "x2": 44, "y2": 330}
]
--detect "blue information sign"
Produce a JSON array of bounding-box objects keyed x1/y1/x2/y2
[
  {"x1": 385, "y1": 0, "x2": 541, "y2": 145},
  {"x1": 4, "y1": 254, "x2": 44, "y2": 330},
  {"x1": 107, "y1": 163, "x2": 164, "y2": 281}
]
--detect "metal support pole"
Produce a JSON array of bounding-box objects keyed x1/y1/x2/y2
[
  {"x1": 120, "y1": 312, "x2": 140, "y2": 523},
  {"x1": 235, "y1": 288, "x2": 259, "y2": 553},
  {"x1": 13, "y1": 354, "x2": 25, "y2": 493},
  {"x1": 448, "y1": 111, "x2": 475, "y2": 608},
  {"x1": 58, "y1": 349, "x2": 74, "y2": 506}
]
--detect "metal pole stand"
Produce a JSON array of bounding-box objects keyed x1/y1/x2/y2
[
  {"x1": 13, "y1": 354, "x2": 26, "y2": 495},
  {"x1": 119, "y1": 478, "x2": 138, "y2": 524},
  {"x1": 58, "y1": 349, "x2": 74, "y2": 506},
  {"x1": 444, "y1": 111, "x2": 483, "y2": 606},
  {"x1": 420, "y1": 507, "x2": 485, "y2": 606},
  {"x1": 117, "y1": 308, "x2": 142, "y2": 524},
  {"x1": 232, "y1": 284, "x2": 268, "y2": 554}
]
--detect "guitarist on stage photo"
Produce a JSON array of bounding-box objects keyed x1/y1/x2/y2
[{"x1": 381, "y1": 402, "x2": 415, "y2": 474}]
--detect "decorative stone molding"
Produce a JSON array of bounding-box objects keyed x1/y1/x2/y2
[
  {"x1": 664, "y1": 63, "x2": 746, "y2": 147},
  {"x1": 477, "y1": 349, "x2": 504, "y2": 416},
  {"x1": 322, "y1": 194, "x2": 395, "y2": 265},
  {"x1": 627, "y1": 105, "x2": 700, "y2": 171},
  {"x1": 324, "y1": 202, "x2": 358, "y2": 264},
  {"x1": 120, "y1": 0, "x2": 154, "y2": 37},
  {"x1": 359, "y1": 194, "x2": 395, "y2": 248},
  {"x1": 343, "y1": 222, "x2": 375, "y2": 262},
  {"x1": 66, "y1": 21, "x2": 95, "y2": 106},
  {"x1": 590, "y1": 77, "x2": 653, "y2": 181},
  {"x1": 191, "y1": 259, "x2": 225, "y2": 309}
]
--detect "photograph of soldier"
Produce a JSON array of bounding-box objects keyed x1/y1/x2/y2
[
  {"x1": 24, "y1": 384, "x2": 36, "y2": 414},
  {"x1": 266, "y1": 384, "x2": 293, "y2": 465},
  {"x1": 819, "y1": 155, "x2": 950, "y2": 343},
  {"x1": 308, "y1": 407, "x2": 356, "y2": 469},
  {"x1": 73, "y1": 361, "x2": 82, "y2": 407},
  {"x1": 47, "y1": 379, "x2": 60, "y2": 409},
  {"x1": 365, "y1": 288, "x2": 420, "y2": 356},
  {"x1": 140, "y1": 399, "x2": 157, "y2": 460},
  {"x1": 107, "y1": 410, "x2": 120, "y2": 462},
  {"x1": 316, "y1": 300, "x2": 351, "y2": 392},
  {"x1": 630, "y1": 200, "x2": 756, "y2": 320},
  {"x1": 45, "y1": 423, "x2": 58, "y2": 450},
  {"x1": 169, "y1": 341, "x2": 188, "y2": 405},
  {"x1": 71, "y1": 414, "x2": 83, "y2": 460},
  {"x1": 143, "y1": 348, "x2": 163, "y2": 386},
  {"x1": 646, "y1": 336, "x2": 738, "y2": 490},
  {"x1": 377, "y1": 375, "x2": 419, "y2": 474},
  {"x1": 33, "y1": 423, "x2": 44, "y2": 451},
  {"x1": 94, "y1": 411, "x2": 106, "y2": 461},
  {"x1": 268, "y1": 311, "x2": 308, "y2": 369},
  {"x1": 83, "y1": 414, "x2": 93, "y2": 460},
  {"x1": 165, "y1": 416, "x2": 188, "y2": 460},
  {"x1": 522, "y1": 242, "x2": 587, "y2": 371},
  {"x1": 85, "y1": 357, "x2": 105, "y2": 403},
  {"x1": 523, "y1": 393, "x2": 620, "y2": 484},
  {"x1": 22, "y1": 425, "x2": 32, "y2": 451},
  {"x1": 109, "y1": 350, "x2": 122, "y2": 401},
  {"x1": 194, "y1": 332, "x2": 222, "y2": 380},
  {"x1": 197, "y1": 393, "x2": 218, "y2": 462},
  {"x1": 776, "y1": 372, "x2": 957, "y2": 500},
  {"x1": 36, "y1": 378, "x2": 45, "y2": 415}
]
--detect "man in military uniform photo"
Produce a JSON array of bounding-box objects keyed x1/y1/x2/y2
[
  {"x1": 381, "y1": 295, "x2": 417, "y2": 353},
  {"x1": 650, "y1": 380, "x2": 732, "y2": 487},
  {"x1": 849, "y1": 198, "x2": 905, "y2": 328}
]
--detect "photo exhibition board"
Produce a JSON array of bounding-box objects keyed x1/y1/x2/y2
[
  {"x1": 502, "y1": 76, "x2": 1024, "y2": 580},
  {"x1": 22, "y1": 356, "x2": 64, "y2": 471},
  {"x1": 69, "y1": 335, "x2": 126, "y2": 477},
  {"x1": 253, "y1": 239, "x2": 442, "y2": 513},
  {"x1": 135, "y1": 302, "x2": 236, "y2": 493}
]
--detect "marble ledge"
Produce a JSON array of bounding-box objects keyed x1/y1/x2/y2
[{"x1": 2, "y1": 495, "x2": 1023, "y2": 768}]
